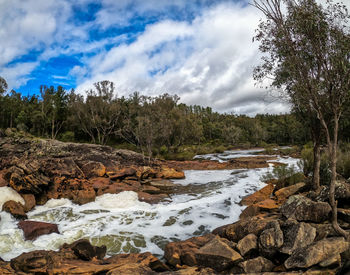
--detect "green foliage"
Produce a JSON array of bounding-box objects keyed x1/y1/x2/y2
[
  {"x1": 261, "y1": 164, "x2": 304, "y2": 188},
  {"x1": 337, "y1": 144, "x2": 350, "y2": 179},
  {"x1": 59, "y1": 131, "x2": 75, "y2": 142}
]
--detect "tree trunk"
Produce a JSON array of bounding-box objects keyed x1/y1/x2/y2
[
  {"x1": 312, "y1": 140, "x2": 321, "y2": 191},
  {"x1": 328, "y1": 118, "x2": 349, "y2": 239}
]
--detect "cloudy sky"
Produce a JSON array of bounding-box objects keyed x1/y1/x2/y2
[{"x1": 0, "y1": 0, "x2": 342, "y2": 115}]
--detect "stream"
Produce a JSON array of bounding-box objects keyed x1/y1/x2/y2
[{"x1": 0, "y1": 149, "x2": 299, "y2": 261}]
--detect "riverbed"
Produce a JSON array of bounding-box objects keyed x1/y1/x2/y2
[{"x1": 0, "y1": 149, "x2": 299, "y2": 261}]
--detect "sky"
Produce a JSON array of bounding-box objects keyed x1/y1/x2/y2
[{"x1": 0, "y1": 0, "x2": 345, "y2": 115}]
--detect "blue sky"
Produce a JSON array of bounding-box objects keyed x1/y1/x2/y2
[{"x1": 0, "y1": 0, "x2": 295, "y2": 114}]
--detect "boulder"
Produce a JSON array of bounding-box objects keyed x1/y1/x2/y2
[
  {"x1": 81, "y1": 161, "x2": 106, "y2": 178},
  {"x1": 237, "y1": 233, "x2": 258, "y2": 256},
  {"x1": 280, "y1": 220, "x2": 316, "y2": 255},
  {"x1": 90, "y1": 177, "x2": 111, "y2": 191},
  {"x1": 63, "y1": 239, "x2": 106, "y2": 261},
  {"x1": 195, "y1": 236, "x2": 242, "y2": 271},
  {"x1": 2, "y1": 200, "x2": 27, "y2": 219},
  {"x1": 319, "y1": 254, "x2": 341, "y2": 267},
  {"x1": 254, "y1": 198, "x2": 279, "y2": 210},
  {"x1": 239, "y1": 256, "x2": 275, "y2": 273},
  {"x1": 281, "y1": 195, "x2": 331, "y2": 223},
  {"x1": 164, "y1": 234, "x2": 215, "y2": 267},
  {"x1": 157, "y1": 167, "x2": 185, "y2": 179},
  {"x1": 315, "y1": 181, "x2": 350, "y2": 202},
  {"x1": 275, "y1": 182, "x2": 306, "y2": 203},
  {"x1": 21, "y1": 194, "x2": 36, "y2": 212},
  {"x1": 18, "y1": 220, "x2": 59, "y2": 241},
  {"x1": 10, "y1": 250, "x2": 53, "y2": 273},
  {"x1": 108, "y1": 167, "x2": 137, "y2": 180},
  {"x1": 239, "y1": 205, "x2": 261, "y2": 219},
  {"x1": 137, "y1": 192, "x2": 168, "y2": 204},
  {"x1": 0, "y1": 170, "x2": 7, "y2": 187},
  {"x1": 240, "y1": 184, "x2": 274, "y2": 206},
  {"x1": 0, "y1": 260, "x2": 15, "y2": 275},
  {"x1": 72, "y1": 189, "x2": 96, "y2": 205},
  {"x1": 284, "y1": 237, "x2": 350, "y2": 269},
  {"x1": 141, "y1": 185, "x2": 162, "y2": 194},
  {"x1": 215, "y1": 215, "x2": 279, "y2": 242},
  {"x1": 259, "y1": 220, "x2": 283, "y2": 251},
  {"x1": 148, "y1": 179, "x2": 176, "y2": 189},
  {"x1": 103, "y1": 252, "x2": 169, "y2": 272}
]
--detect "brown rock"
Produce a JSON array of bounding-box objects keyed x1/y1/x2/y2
[
  {"x1": 141, "y1": 185, "x2": 162, "y2": 194},
  {"x1": 239, "y1": 205, "x2": 261, "y2": 219},
  {"x1": 215, "y1": 215, "x2": 278, "y2": 242},
  {"x1": 63, "y1": 239, "x2": 106, "y2": 261},
  {"x1": 239, "y1": 256, "x2": 275, "y2": 273},
  {"x1": 284, "y1": 237, "x2": 350, "y2": 269},
  {"x1": 195, "y1": 236, "x2": 242, "y2": 271},
  {"x1": 338, "y1": 208, "x2": 350, "y2": 223},
  {"x1": 10, "y1": 250, "x2": 52, "y2": 273},
  {"x1": 149, "y1": 179, "x2": 176, "y2": 189},
  {"x1": 90, "y1": 177, "x2": 111, "y2": 190},
  {"x1": 164, "y1": 234, "x2": 215, "y2": 267},
  {"x1": 275, "y1": 182, "x2": 306, "y2": 203},
  {"x1": 254, "y1": 198, "x2": 279, "y2": 209},
  {"x1": 2, "y1": 200, "x2": 27, "y2": 219},
  {"x1": 97, "y1": 182, "x2": 135, "y2": 196},
  {"x1": 137, "y1": 192, "x2": 168, "y2": 204},
  {"x1": 157, "y1": 167, "x2": 185, "y2": 179},
  {"x1": 319, "y1": 253, "x2": 341, "y2": 267},
  {"x1": 240, "y1": 184, "x2": 274, "y2": 206},
  {"x1": 161, "y1": 266, "x2": 216, "y2": 275},
  {"x1": 18, "y1": 220, "x2": 59, "y2": 241},
  {"x1": 237, "y1": 233, "x2": 258, "y2": 256},
  {"x1": 0, "y1": 170, "x2": 8, "y2": 187},
  {"x1": 280, "y1": 220, "x2": 316, "y2": 255},
  {"x1": 108, "y1": 167, "x2": 137, "y2": 180},
  {"x1": 0, "y1": 259, "x2": 15, "y2": 274},
  {"x1": 21, "y1": 194, "x2": 36, "y2": 212},
  {"x1": 81, "y1": 161, "x2": 106, "y2": 178},
  {"x1": 281, "y1": 195, "x2": 331, "y2": 223},
  {"x1": 72, "y1": 189, "x2": 96, "y2": 205}
]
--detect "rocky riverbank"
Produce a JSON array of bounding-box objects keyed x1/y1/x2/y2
[{"x1": 1, "y1": 132, "x2": 349, "y2": 274}]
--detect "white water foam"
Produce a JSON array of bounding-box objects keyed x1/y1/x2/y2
[
  {"x1": 0, "y1": 187, "x2": 25, "y2": 209},
  {"x1": 0, "y1": 150, "x2": 299, "y2": 261}
]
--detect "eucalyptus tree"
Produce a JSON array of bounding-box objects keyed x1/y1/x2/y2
[{"x1": 253, "y1": 0, "x2": 350, "y2": 238}]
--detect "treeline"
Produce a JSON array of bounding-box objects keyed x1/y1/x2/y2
[{"x1": 0, "y1": 80, "x2": 346, "y2": 157}]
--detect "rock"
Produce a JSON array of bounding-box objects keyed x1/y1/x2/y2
[
  {"x1": 0, "y1": 260, "x2": 15, "y2": 275},
  {"x1": 215, "y1": 215, "x2": 278, "y2": 242},
  {"x1": 0, "y1": 170, "x2": 7, "y2": 187},
  {"x1": 237, "y1": 233, "x2": 258, "y2": 256},
  {"x1": 141, "y1": 185, "x2": 162, "y2": 194},
  {"x1": 281, "y1": 195, "x2": 331, "y2": 223},
  {"x1": 21, "y1": 194, "x2": 36, "y2": 212},
  {"x1": 338, "y1": 208, "x2": 350, "y2": 223},
  {"x1": 195, "y1": 236, "x2": 242, "y2": 271},
  {"x1": 2, "y1": 200, "x2": 27, "y2": 219},
  {"x1": 284, "y1": 237, "x2": 350, "y2": 269},
  {"x1": 164, "y1": 234, "x2": 215, "y2": 267},
  {"x1": 18, "y1": 220, "x2": 59, "y2": 241},
  {"x1": 72, "y1": 189, "x2": 96, "y2": 205},
  {"x1": 254, "y1": 198, "x2": 279, "y2": 210},
  {"x1": 239, "y1": 205, "x2": 261, "y2": 219},
  {"x1": 81, "y1": 161, "x2": 106, "y2": 177},
  {"x1": 10, "y1": 250, "x2": 52, "y2": 273},
  {"x1": 275, "y1": 182, "x2": 306, "y2": 203},
  {"x1": 148, "y1": 179, "x2": 176, "y2": 189},
  {"x1": 259, "y1": 220, "x2": 283, "y2": 250},
  {"x1": 161, "y1": 266, "x2": 216, "y2": 275},
  {"x1": 315, "y1": 181, "x2": 350, "y2": 202},
  {"x1": 108, "y1": 167, "x2": 137, "y2": 180},
  {"x1": 240, "y1": 184, "x2": 274, "y2": 206},
  {"x1": 136, "y1": 166, "x2": 157, "y2": 180},
  {"x1": 239, "y1": 256, "x2": 275, "y2": 273},
  {"x1": 63, "y1": 239, "x2": 106, "y2": 261},
  {"x1": 137, "y1": 192, "x2": 168, "y2": 204},
  {"x1": 319, "y1": 254, "x2": 341, "y2": 267},
  {"x1": 90, "y1": 177, "x2": 111, "y2": 190},
  {"x1": 157, "y1": 167, "x2": 185, "y2": 179},
  {"x1": 103, "y1": 252, "x2": 169, "y2": 272},
  {"x1": 280, "y1": 220, "x2": 316, "y2": 255}
]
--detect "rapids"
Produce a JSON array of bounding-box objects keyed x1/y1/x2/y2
[{"x1": 0, "y1": 149, "x2": 299, "y2": 261}]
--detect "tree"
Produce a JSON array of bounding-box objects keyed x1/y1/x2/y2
[
  {"x1": 253, "y1": 0, "x2": 350, "y2": 238},
  {"x1": 0, "y1": 76, "x2": 7, "y2": 95}
]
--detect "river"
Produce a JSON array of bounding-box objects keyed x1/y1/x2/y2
[{"x1": 0, "y1": 149, "x2": 299, "y2": 261}]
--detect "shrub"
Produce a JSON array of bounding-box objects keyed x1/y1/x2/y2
[{"x1": 59, "y1": 131, "x2": 75, "y2": 142}]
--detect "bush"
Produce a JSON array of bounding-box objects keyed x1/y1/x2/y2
[
  {"x1": 59, "y1": 131, "x2": 75, "y2": 142},
  {"x1": 261, "y1": 164, "x2": 305, "y2": 188},
  {"x1": 337, "y1": 149, "x2": 350, "y2": 179}
]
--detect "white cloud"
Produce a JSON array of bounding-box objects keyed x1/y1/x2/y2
[{"x1": 76, "y1": 2, "x2": 287, "y2": 116}]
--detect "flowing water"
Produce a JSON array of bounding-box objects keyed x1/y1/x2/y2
[{"x1": 0, "y1": 149, "x2": 299, "y2": 261}]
